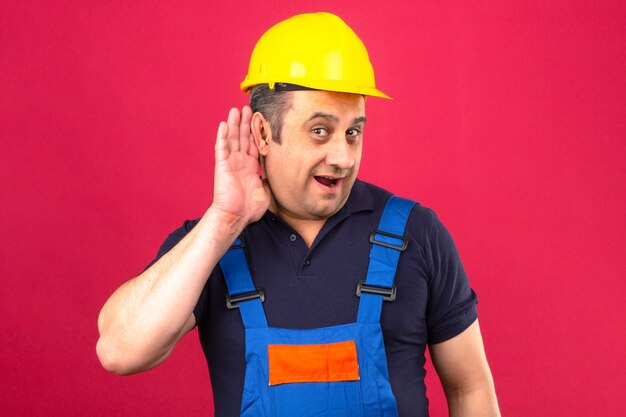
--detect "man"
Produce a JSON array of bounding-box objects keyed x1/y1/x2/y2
[{"x1": 97, "y1": 12, "x2": 499, "y2": 417}]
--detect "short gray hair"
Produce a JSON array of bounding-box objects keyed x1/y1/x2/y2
[{"x1": 249, "y1": 85, "x2": 292, "y2": 143}]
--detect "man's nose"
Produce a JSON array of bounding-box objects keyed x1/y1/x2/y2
[{"x1": 325, "y1": 138, "x2": 355, "y2": 170}]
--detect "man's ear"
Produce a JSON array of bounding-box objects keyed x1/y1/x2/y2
[{"x1": 251, "y1": 112, "x2": 271, "y2": 156}]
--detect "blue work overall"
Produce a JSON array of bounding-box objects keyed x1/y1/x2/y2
[{"x1": 219, "y1": 196, "x2": 415, "y2": 417}]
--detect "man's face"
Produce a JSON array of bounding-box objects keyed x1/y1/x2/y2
[{"x1": 260, "y1": 90, "x2": 366, "y2": 223}]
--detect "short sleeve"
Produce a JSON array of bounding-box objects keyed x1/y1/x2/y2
[
  {"x1": 144, "y1": 219, "x2": 208, "y2": 325},
  {"x1": 423, "y1": 210, "x2": 478, "y2": 344}
]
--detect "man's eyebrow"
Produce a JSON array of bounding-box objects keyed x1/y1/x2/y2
[
  {"x1": 306, "y1": 113, "x2": 367, "y2": 125},
  {"x1": 307, "y1": 112, "x2": 339, "y2": 123},
  {"x1": 352, "y1": 116, "x2": 367, "y2": 125}
]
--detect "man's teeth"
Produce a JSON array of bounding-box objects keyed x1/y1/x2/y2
[{"x1": 315, "y1": 176, "x2": 337, "y2": 187}]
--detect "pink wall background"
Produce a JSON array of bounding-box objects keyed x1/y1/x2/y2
[{"x1": 2, "y1": 1, "x2": 625, "y2": 415}]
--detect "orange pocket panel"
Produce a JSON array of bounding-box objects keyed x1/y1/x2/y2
[{"x1": 268, "y1": 340, "x2": 360, "y2": 386}]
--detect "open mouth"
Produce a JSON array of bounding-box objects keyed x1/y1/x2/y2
[{"x1": 314, "y1": 176, "x2": 338, "y2": 188}]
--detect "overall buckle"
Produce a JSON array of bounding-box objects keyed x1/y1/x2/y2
[
  {"x1": 226, "y1": 288, "x2": 265, "y2": 309},
  {"x1": 369, "y1": 229, "x2": 408, "y2": 251},
  {"x1": 356, "y1": 281, "x2": 397, "y2": 302}
]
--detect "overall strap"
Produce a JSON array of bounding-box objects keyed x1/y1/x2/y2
[
  {"x1": 357, "y1": 196, "x2": 415, "y2": 324},
  {"x1": 218, "y1": 237, "x2": 268, "y2": 328}
]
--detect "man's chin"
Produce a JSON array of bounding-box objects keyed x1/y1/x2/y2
[{"x1": 309, "y1": 195, "x2": 350, "y2": 219}]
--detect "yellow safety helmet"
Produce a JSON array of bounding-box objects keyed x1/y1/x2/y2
[{"x1": 241, "y1": 12, "x2": 390, "y2": 99}]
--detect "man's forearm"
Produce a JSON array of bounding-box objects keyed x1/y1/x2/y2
[
  {"x1": 446, "y1": 385, "x2": 500, "y2": 417},
  {"x1": 96, "y1": 206, "x2": 247, "y2": 375}
]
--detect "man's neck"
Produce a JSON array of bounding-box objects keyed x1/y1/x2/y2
[
  {"x1": 277, "y1": 214, "x2": 326, "y2": 248},
  {"x1": 290, "y1": 218, "x2": 327, "y2": 248}
]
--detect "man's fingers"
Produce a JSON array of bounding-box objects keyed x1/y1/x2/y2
[
  {"x1": 226, "y1": 107, "x2": 241, "y2": 152},
  {"x1": 239, "y1": 106, "x2": 253, "y2": 155},
  {"x1": 215, "y1": 121, "x2": 228, "y2": 161},
  {"x1": 217, "y1": 106, "x2": 256, "y2": 161}
]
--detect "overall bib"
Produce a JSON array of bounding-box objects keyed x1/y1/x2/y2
[{"x1": 219, "y1": 196, "x2": 415, "y2": 417}]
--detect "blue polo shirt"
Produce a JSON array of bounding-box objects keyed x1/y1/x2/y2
[{"x1": 151, "y1": 179, "x2": 478, "y2": 417}]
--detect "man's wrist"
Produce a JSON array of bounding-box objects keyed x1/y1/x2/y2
[{"x1": 202, "y1": 205, "x2": 249, "y2": 240}]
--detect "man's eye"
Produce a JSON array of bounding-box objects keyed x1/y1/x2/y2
[
  {"x1": 312, "y1": 127, "x2": 328, "y2": 136},
  {"x1": 346, "y1": 128, "x2": 361, "y2": 137}
]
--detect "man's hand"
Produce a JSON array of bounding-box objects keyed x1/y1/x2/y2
[
  {"x1": 96, "y1": 106, "x2": 271, "y2": 375},
  {"x1": 212, "y1": 106, "x2": 270, "y2": 227}
]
